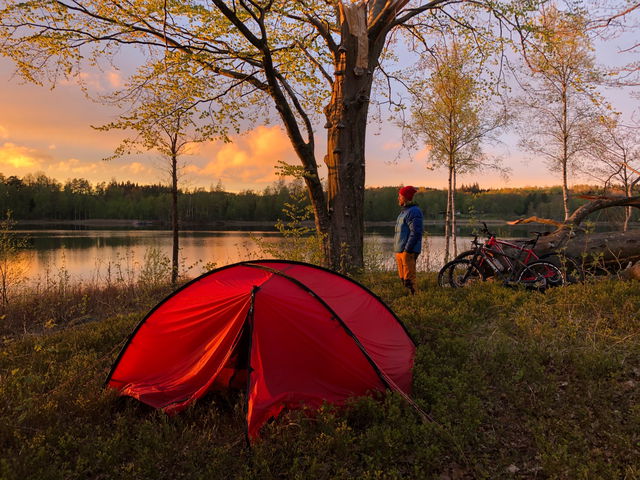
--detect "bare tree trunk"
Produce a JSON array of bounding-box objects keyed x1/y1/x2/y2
[
  {"x1": 624, "y1": 206, "x2": 632, "y2": 232},
  {"x1": 171, "y1": 151, "x2": 179, "y2": 286},
  {"x1": 624, "y1": 180, "x2": 632, "y2": 232},
  {"x1": 561, "y1": 83, "x2": 570, "y2": 221},
  {"x1": 444, "y1": 163, "x2": 453, "y2": 262},
  {"x1": 0, "y1": 267, "x2": 8, "y2": 306},
  {"x1": 452, "y1": 166, "x2": 458, "y2": 257},
  {"x1": 562, "y1": 166, "x2": 570, "y2": 222},
  {"x1": 320, "y1": 10, "x2": 389, "y2": 272},
  {"x1": 324, "y1": 65, "x2": 370, "y2": 271}
]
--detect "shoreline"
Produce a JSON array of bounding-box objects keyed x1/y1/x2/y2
[{"x1": 15, "y1": 218, "x2": 638, "y2": 229}]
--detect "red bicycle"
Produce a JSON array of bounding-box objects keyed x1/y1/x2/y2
[{"x1": 438, "y1": 223, "x2": 566, "y2": 289}]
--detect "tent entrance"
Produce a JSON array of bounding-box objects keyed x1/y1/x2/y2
[{"x1": 211, "y1": 320, "x2": 251, "y2": 391}]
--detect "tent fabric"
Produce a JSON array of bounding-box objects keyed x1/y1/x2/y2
[{"x1": 106, "y1": 260, "x2": 416, "y2": 438}]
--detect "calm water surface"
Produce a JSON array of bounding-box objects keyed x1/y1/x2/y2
[{"x1": 14, "y1": 223, "x2": 617, "y2": 284}]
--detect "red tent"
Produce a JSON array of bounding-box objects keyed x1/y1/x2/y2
[{"x1": 105, "y1": 260, "x2": 416, "y2": 438}]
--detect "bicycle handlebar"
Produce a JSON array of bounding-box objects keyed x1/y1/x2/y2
[
  {"x1": 474, "y1": 225, "x2": 551, "y2": 250},
  {"x1": 481, "y1": 221, "x2": 495, "y2": 237}
]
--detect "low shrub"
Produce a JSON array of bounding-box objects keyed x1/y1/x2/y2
[{"x1": 1, "y1": 274, "x2": 639, "y2": 478}]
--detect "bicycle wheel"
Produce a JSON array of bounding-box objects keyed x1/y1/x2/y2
[
  {"x1": 453, "y1": 250, "x2": 495, "y2": 278},
  {"x1": 517, "y1": 260, "x2": 565, "y2": 290},
  {"x1": 438, "y1": 259, "x2": 485, "y2": 288},
  {"x1": 453, "y1": 249, "x2": 476, "y2": 260},
  {"x1": 541, "y1": 254, "x2": 584, "y2": 284}
]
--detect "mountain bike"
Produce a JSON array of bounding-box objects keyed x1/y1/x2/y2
[{"x1": 438, "y1": 223, "x2": 565, "y2": 290}]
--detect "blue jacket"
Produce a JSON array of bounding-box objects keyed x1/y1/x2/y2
[{"x1": 394, "y1": 203, "x2": 423, "y2": 253}]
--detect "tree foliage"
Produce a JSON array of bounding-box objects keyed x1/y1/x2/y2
[
  {"x1": 94, "y1": 56, "x2": 226, "y2": 284},
  {"x1": 0, "y1": 0, "x2": 548, "y2": 270},
  {"x1": 405, "y1": 33, "x2": 506, "y2": 260},
  {"x1": 2, "y1": 173, "x2": 621, "y2": 224},
  {"x1": 515, "y1": 4, "x2": 607, "y2": 220}
]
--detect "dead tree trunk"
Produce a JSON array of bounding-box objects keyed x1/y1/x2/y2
[{"x1": 512, "y1": 195, "x2": 640, "y2": 271}]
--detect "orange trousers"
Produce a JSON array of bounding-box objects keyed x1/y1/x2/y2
[{"x1": 395, "y1": 252, "x2": 418, "y2": 287}]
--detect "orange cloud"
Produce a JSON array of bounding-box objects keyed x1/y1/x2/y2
[
  {"x1": 48, "y1": 158, "x2": 101, "y2": 175},
  {"x1": 60, "y1": 69, "x2": 123, "y2": 92},
  {"x1": 0, "y1": 125, "x2": 8, "y2": 139},
  {"x1": 0, "y1": 142, "x2": 105, "y2": 178},
  {"x1": 120, "y1": 161, "x2": 155, "y2": 176},
  {"x1": 415, "y1": 145, "x2": 432, "y2": 161},
  {"x1": 106, "y1": 70, "x2": 123, "y2": 89},
  {"x1": 0, "y1": 142, "x2": 48, "y2": 169},
  {"x1": 196, "y1": 126, "x2": 298, "y2": 185}
]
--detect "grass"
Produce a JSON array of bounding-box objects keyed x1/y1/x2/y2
[{"x1": 1, "y1": 273, "x2": 640, "y2": 479}]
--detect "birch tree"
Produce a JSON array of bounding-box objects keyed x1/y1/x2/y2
[
  {"x1": 406, "y1": 37, "x2": 506, "y2": 261},
  {"x1": 585, "y1": 115, "x2": 640, "y2": 230},
  {"x1": 588, "y1": 1, "x2": 640, "y2": 87},
  {"x1": 516, "y1": 5, "x2": 606, "y2": 221},
  {"x1": 94, "y1": 57, "x2": 221, "y2": 285}
]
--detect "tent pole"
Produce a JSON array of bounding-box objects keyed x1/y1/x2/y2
[{"x1": 244, "y1": 285, "x2": 259, "y2": 446}]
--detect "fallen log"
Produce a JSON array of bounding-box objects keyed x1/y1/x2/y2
[{"x1": 508, "y1": 195, "x2": 640, "y2": 273}]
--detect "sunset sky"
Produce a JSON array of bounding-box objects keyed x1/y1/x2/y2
[{"x1": 1, "y1": 32, "x2": 637, "y2": 193}]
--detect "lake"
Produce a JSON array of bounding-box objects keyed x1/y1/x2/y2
[{"x1": 10, "y1": 222, "x2": 625, "y2": 286}]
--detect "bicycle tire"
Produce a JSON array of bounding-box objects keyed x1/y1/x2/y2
[
  {"x1": 438, "y1": 259, "x2": 485, "y2": 288},
  {"x1": 452, "y1": 250, "x2": 495, "y2": 278},
  {"x1": 437, "y1": 260, "x2": 457, "y2": 287},
  {"x1": 516, "y1": 260, "x2": 565, "y2": 290},
  {"x1": 453, "y1": 249, "x2": 476, "y2": 260},
  {"x1": 539, "y1": 253, "x2": 584, "y2": 284}
]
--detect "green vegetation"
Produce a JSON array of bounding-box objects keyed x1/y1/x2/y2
[
  {"x1": 0, "y1": 241, "x2": 178, "y2": 338},
  {"x1": 0, "y1": 212, "x2": 28, "y2": 306},
  {"x1": 3, "y1": 172, "x2": 635, "y2": 224},
  {"x1": 2, "y1": 274, "x2": 639, "y2": 479}
]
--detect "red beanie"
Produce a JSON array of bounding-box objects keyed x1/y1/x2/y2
[{"x1": 399, "y1": 185, "x2": 417, "y2": 200}]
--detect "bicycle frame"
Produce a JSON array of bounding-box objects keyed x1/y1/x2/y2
[{"x1": 483, "y1": 236, "x2": 540, "y2": 272}]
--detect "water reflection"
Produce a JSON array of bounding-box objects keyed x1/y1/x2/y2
[{"x1": 11, "y1": 222, "x2": 624, "y2": 285}]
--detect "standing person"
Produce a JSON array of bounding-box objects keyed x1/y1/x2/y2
[{"x1": 394, "y1": 186, "x2": 424, "y2": 295}]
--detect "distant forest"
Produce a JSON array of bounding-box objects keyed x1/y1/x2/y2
[{"x1": 1, "y1": 173, "x2": 635, "y2": 225}]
